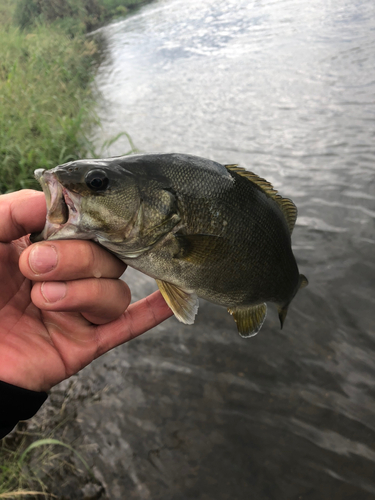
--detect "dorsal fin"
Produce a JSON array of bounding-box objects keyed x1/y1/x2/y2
[{"x1": 225, "y1": 164, "x2": 297, "y2": 234}]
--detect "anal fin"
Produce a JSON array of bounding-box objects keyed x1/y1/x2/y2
[
  {"x1": 155, "y1": 279, "x2": 199, "y2": 325},
  {"x1": 228, "y1": 303, "x2": 267, "y2": 338}
]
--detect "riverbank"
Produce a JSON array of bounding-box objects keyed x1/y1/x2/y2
[
  {"x1": 0, "y1": 0, "x2": 145, "y2": 194},
  {"x1": 0, "y1": 1, "x2": 147, "y2": 498}
]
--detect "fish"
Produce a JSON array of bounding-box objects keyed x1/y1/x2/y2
[{"x1": 31, "y1": 153, "x2": 308, "y2": 338}]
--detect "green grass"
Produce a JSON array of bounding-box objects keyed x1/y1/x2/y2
[
  {"x1": 0, "y1": 436, "x2": 52, "y2": 498},
  {"x1": 0, "y1": 0, "x2": 146, "y2": 194},
  {"x1": 13, "y1": 0, "x2": 149, "y2": 32},
  {"x1": 0, "y1": 435, "x2": 94, "y2": 498},
  {"x1": 0, "y1": 19, "x2": 97, "y2": 192}
]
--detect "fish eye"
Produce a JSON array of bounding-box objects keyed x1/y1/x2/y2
[{"x1": 85, "y1": 169, "x2": 109, "y2": 191}]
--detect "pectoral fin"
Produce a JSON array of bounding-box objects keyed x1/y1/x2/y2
[
  {"x1": 228, "y1": 303, "x2": 267, "y2": 338},
  {"x1": 155, "y1": 279, "x2": 199, "y2": 325},
  {"x1": 174, "y1": 233, "x2": 228, "y2": 265}
]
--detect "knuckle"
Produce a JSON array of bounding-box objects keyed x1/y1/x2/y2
[
  {"x1": 85, "y1": 278, "x2": 129, "y2": 316},
  {"x1": 120, "y1": 280, "x2": 132, "y2": 307},
  {"x1": 69, "y1": 241, "x2": 97, "y2": 276},
  {"x1": 57, "y1": 240, "x2": 125, "y2": 279},
  {"x1": 89, "y1": 277, "x2": 105, "y2": 301},
  {"x1": 83, "y1": 242, "x2": 98, "y2": 274}
]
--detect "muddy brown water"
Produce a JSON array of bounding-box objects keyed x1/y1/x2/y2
[{"x1": 51, "y1": 0, "x2": 375, "y2": 498}]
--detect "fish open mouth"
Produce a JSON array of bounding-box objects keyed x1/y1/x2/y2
[{"x1": 31, "y1": 169, "x2": 82, "y2": 242}]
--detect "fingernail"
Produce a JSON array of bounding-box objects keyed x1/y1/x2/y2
[
  {"x1": 41, "y1": 282, "x2": 67, "y2": 303},
  {"x1": 29, "y1": 245, "x2": 58, "y2": 274}
]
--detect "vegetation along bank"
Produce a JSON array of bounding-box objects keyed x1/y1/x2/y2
[
  {"x1": 0, "y1": 0, "x2": 147, "y2": 194},
  {"x1": 0, "y1": 0, "x2": 150, "y2": 497}
]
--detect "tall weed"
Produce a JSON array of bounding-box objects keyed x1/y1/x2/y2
[
  {"x1": 0, "y1": 24, "x2": 98, "y2": 193},
  {"x1": 0, "y1": 435, "x2": 93, "y2": 497},
  {"x1": 13, "y1": 0, "x2": 149, "y2": 31}
]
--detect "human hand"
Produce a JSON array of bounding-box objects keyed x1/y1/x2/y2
[{"x1": 0, "y1": 190, "x2": 172, "y2": 392}]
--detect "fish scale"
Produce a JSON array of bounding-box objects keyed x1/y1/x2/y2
[{"x1": 32, "y1": 153, "x2": 308, "y2": 338}]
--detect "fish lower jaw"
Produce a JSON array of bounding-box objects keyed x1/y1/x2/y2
[
  {"x1": 45, "y1": 180, "x2": 85, "y2": 237},
  {"x1": 38, "y1": 218, "x2": 80, "y2": 241},
  {"x1": 34, "y1": 183, "x2": 84, "y2": 241}
]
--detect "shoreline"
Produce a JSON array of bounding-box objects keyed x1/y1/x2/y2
[
  {"x1": 0, "y1": 0, "x2": 150, "y2": 194},
  {"x1": 0, "y1": 2, "x2": 151, "y2": 498}
]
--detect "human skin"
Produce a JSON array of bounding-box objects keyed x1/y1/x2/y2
[{"x1": 0, "y1": 190, "x2": 173, "y2": 392}]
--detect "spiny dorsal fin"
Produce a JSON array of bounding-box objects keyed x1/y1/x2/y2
[
  {"x1": 277, "y1": 198, "x2": 297, "y2": 235},
  {"x1": 225, "y1": 164, "x2": 297, "y2": 234}
]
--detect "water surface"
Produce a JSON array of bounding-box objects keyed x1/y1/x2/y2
[{"x1": 79, "y1": 0, "x2": 375, "y2": 498}]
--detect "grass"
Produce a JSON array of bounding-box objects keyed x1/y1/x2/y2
[
  {"x1": 0, "y1": 434, "x2": 94, "y2": 498},
  {"x1": 13, "y1": 0, "x2": 149, "y2": 32},
  {"x1": 0, "y1": 3, "x2": 98, "y2": 193},
  {"x1": 0, "y1": 0, "x2": 145, "y2": 194},
  {"x1": 0, "y1": 377, "x2": 104, "y2": 498},
  {"x1": 0, "y1": 437, "x2": 67, "y2": 498}
]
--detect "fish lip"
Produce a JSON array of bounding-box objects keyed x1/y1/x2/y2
[{"x1": 31, "y1": 170, "x2": 82, "y2": 242}]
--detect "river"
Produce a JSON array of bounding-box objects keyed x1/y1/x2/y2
[{"x1": 75, "y1": 0, "x2": 375, "y2": 498}]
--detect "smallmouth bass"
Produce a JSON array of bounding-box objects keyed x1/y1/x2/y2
[{"x1": 32, "y1": 153, "x2": 308, "y2": 337}]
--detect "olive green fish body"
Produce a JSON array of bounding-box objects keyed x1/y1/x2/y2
[{"x1": 33, "y1": 153, "x2": 307, "y2": 337}]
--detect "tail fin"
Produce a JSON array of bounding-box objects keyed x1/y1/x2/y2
[{"x1": 277, "y1": 274, "x2": 308, "y2": 329}]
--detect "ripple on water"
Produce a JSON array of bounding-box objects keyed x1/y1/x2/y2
[{"x1": 85, "y1": 0, "x2": 375, "y2": 497}]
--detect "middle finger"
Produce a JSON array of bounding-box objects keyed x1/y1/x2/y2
[{"x1": 31, "y1": 277, "x2": 131, "y2": 325}]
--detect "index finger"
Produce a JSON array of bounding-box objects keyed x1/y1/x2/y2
[{"x1": 0, "y1": 190, "x2": 46, "y2": 242}]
